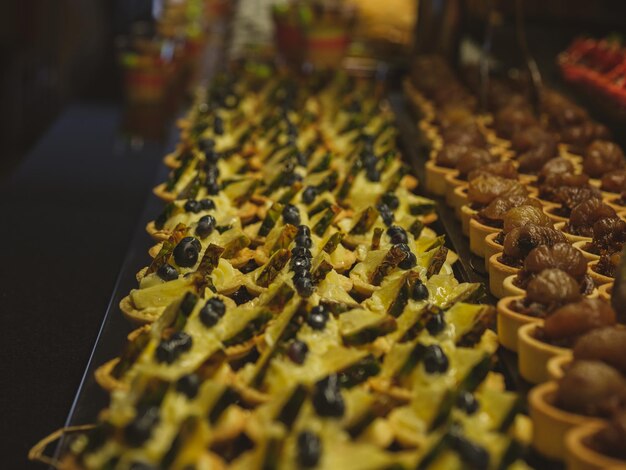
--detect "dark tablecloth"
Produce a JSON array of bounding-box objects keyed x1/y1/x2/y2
[{"x1": 0, "y1": 103, "x2": 171, "y2": 468}]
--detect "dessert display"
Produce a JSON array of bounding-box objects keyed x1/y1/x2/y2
[
  {"x1": 42, "y1": 68, "x2": 537, "y2": 470},
  {"x1": 27, "y1": 22, "x2": 626, "y2": 464}
]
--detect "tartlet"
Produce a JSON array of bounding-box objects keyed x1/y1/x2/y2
[
  {"x1": 469, "y1": 218, "x2": 499, "y2": 257},
  {"x1": 518, "y1": 323, "x2": 571, "y2": 384},
  {"x1": 529, "y1": 381, "x2": 602, "y2": 461},
  {"x1": 588, "y1": 261, "x2": 614, "y2": 286},
  {"x1": 566, "y1": 421, "x2": 626, "y2": 470},
  {"x1": 488, "y1": 253, "x2": 520, "y2": 299},
  {"x1": 496, "y1": 295, "x2": 543, "y2": 352}
]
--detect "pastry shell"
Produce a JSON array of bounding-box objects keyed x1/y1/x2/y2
[
  {"x1": 565, "y1": 421, "x2": 626, "y2": 470},
  {"x1": 460, "y1": 204, "x2": 477, "y2": 237},
  {"x1": 588, "y1": 261, "x2": 613, "y2": 286},
  {"x1": 450, "y1": 185, "x2": 468, "y2": 219},
  {"x1": 496, "y1": 295, "x2": 542, "y2": 352},
  {"x1": 502, "y1": 275, "x2": 525, "y2": 297},
  {"x1": 598, "y1": 282, "x2": 612, "y2": 301},
  {"x1": 572, "y1": 240, "x2": 600, "y2": 262},
  {"x1": 145, "y1": 220, "x2": 171, "y2": 242},
  {"x1": 163, "y1": 152, "x2": 181, "y2": 169},
  {"x1": 488, "y1": 253, "x2": 519, "y2": 299},
  {"x1": 153, "y1": 183, "x2": 177, "y2": 202},
  {"x1": 547, "y1": 354, "x2": 572, "y2": 381},
  {"x1": 529, "y1": 381, "x2": 601, "y2": 461},
  {"x1": 469, "y1": 218, "x2": 499, "y2": 257},
  {"x1": 483, "y1": 231, "x2": 503, "y2": 271},
  {"x1": 518, "y1": 323, "x2": 570, "y2": 384},
  {"x1": 554, "y1": 221, "x2": 592, "y2": 244},
  {"x1": 425, "y1": 160, "x2": 455, "y2": 196},
  {"x1": 544, "y1": 205, "x2": 569, "y2": 224},
  {"x1": 443, "y1": 172, "x2": 464, "y2": 205}
]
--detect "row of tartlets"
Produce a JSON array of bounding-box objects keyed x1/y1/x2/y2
[
  {"x1": 406, "y1": 56, "x2": 626, "y2": 469},
  {"x1": 39, "y1": 67, "x2": 538, "y2": 470}
]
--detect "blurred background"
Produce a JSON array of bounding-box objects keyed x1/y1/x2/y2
[{"x1": 3, "y1": 0, "x2": 626, "y2": 180}]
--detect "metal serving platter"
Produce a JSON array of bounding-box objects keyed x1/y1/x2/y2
[{"x1": 48, "y1": 91, "x2": 558, "y2": 469}]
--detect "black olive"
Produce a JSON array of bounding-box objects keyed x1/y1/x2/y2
[
  {"x1": 426, "y1": 311, "x2": 446, "y2": 336},
  {"x1": 125, "y1": 406, "x2": 160, "y2": 446},
  {"x1": 457, "y1": 391, "x2": 479, "y2": 415},
  {"x1": 200, "y1": 308, "x2": 220, "y2": 327},
  {"x1": 155, "y1": 332, "x2": 193, "y2": 364},
  {"x1": 295, "y1": 235, "x2": 312, "y2": 249},
  {"x1": 205, "y1": 148, "x2": 219, "y2": 163},
  {"x1": 396, "y1": 243, "x2": 416, "y2": 269},
  {"x1": 399, "y1": 252, "x2": 417, "y2": 270},
  {"x1": 376, "y1": 202, "x2": 394, "y2": 226},
  {"x1": 180, "y1": 292, "x2": 197, "y2": 316},
  {"x1": 295, "y1": 151, "x2": 308, "y2": 167},
  {"x1": 297, "y1": 225, "x2": 311, "y2": 237},
  {"x1": 213, "y1": 115, "x2": 224, "y2": 135},
  {"x1": 423, "y1": 345, "x2": 449, "y2": 374},
  {"x1": 362, "y1": 152, "x2": 377, "y2": 168},
  {"x1": 310, "y1": 304, "x2": 328, "y2": 317},
  {"x1": 285, "y1": 172, "x2": 303, "y2": 186},
  {"x1": 366, "y1": 167, "x2": 381, "y2": 182},
  {"x1": 157, "y1": 264, "x2": 179, "y2": 282},
  {"x1": 287, "y1": 340, "x2": 309, "y2": 364},
  {"x1": 396, "y1": 243, "x2": 410, "y2": 253},
  {"x1": 291, "y1": 256, "x2": 311, "y2": 271},
  {"x1": 176, "y1": 373, "x2": 200, "y2": 398},
  {"x1": 184, "y1": 199, "x2": 201, "y2": 213},
  {"x1": 450, "y1": 431, "x2": 490, "y2": 470},
  {"x1": 387, "y1": 225, "x2": 408, "y2": 245},
  {"x1": 312, "y1": 375, "x2": 345, "y2": 417},
  {"x1": 206, "y1": 165, "x2": 220, "y2": 181},
  {"x1": 198, "y1": 138, "x2": 215, "y2": 154},
  {"x1": 173, "y1": 237, "x2": 201, "y2": 267},
  {"x1": 306, "y1": 305, "x2": 328, "y2": 330},
  {"x1": 412, "y1": 281, "x2": 430, "y2": 301},
  {"x1": 195, "y1": 215, "x2": 216, "y2": 239},
  {"x1": 200, "y1": 298, "x2": 226, "y2": 327},
  {"x1": 381, "y1": 192, "x2": 399, "y2": 210},
  {"x1": 205, "y1": 179, "x2": 220, "y2": 195},
  {"x1": 295, "y1": 276, "x2": 315, "y2": 298},
  {"x1": 297, "y1": 430, "x2": 322, "y2": 468},
  {"x1": 291, "y1": 246, "x2": 312, "y2": 258},
  {"x1": 283, "y1": 204, "x2": 301, "y2": 226},
  {"x1": 292, "y1": 266, "x2": 310, "y2": 280},
  {"x1": 306, "y1": 307, "x2": 327, "y2": 331},
  {"x1": 302, "y1": 186, "x2": 318, "y2": 204},
  {"x1": 199, "y1": 198, "x2": 215, "y2": 210}
]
